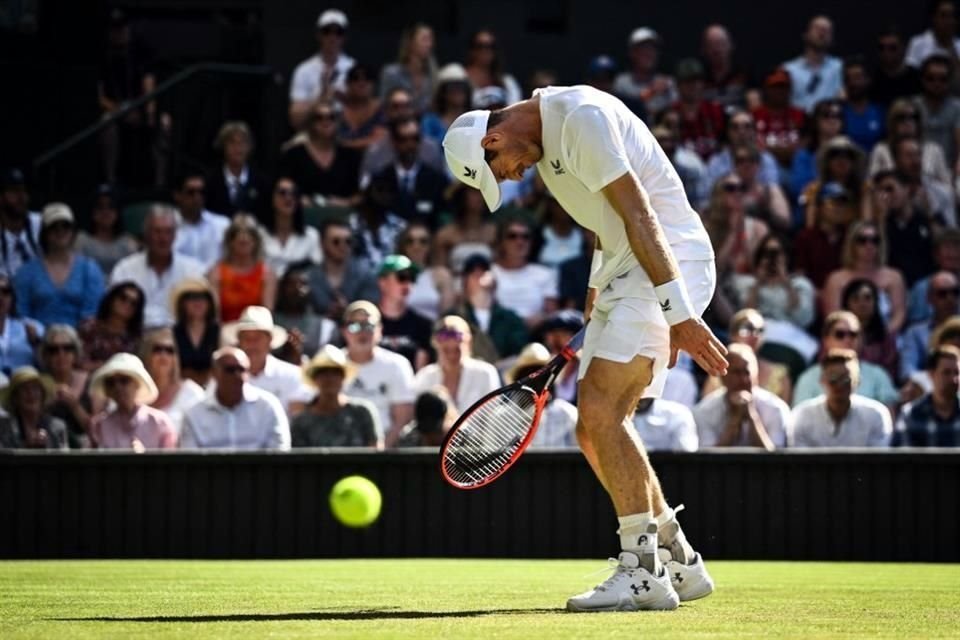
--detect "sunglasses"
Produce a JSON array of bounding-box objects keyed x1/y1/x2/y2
[
  {"x1": 221, "y1": 364, "x2": 247, "y2": 375},
  {"x1": 312, "y1": 113, "x2": 336, "y2": 122},
  {"x1": 877, "y1": 42, "x2": 900, "y2": 52},
  {"x1": 329, "y1": 236, "x2": 353, "y2": 247},
  {"x1": 506, "y1": 231, "x2": 531, "y2": 241},
  {"x1": 319, "y1": 26, "x2": 346, "y2": 36},
  {"x1": 855, "y1": 235, "x2": 880, "y2": 246},
  {"x1": 275, "y1": 187, "x2": 297, "y2": 197},
  {"x1": 934, "y1": 287, "x2": 960, "y2": 299},
  {"x1": 105, "y1": 376, "x2": 134, "y2": 389},
  {"x1": 182, "y1": 291, "x2": 209, "y2": 302},
  {"x1": 183, "y1": 187, "x2": 205, "y2": 196},
  {"x1": 722, "y1": 182, "x2": 746, "y2": 193},
  {"x1": 831, "y1": 329, "x2": 860, "y2": 340},
  {"x1": 820, "y1": 110, "x2": 843, "y2": 120},
  {"x1": 152, "y1": 344, "x2": 176, "y2": 355},
  {"x1": 346, "y1": 321, "x2": 376, "y2": 334},
  {"x1": 45, "y1": 343, "x2": 77, "y2": 354},
  {"x1": 394, "y1": 271, "x2": 415, "y2": 284},
  {"x1": 388, "y1": 101, "x2": 412, "y2": 110},
  {"x1": 924, "y1": 73, "x2": 950, "y2": 83},
  {"x1": 434, "y1": 328, "x2": 465, "y2": 342},
  {"x1": 825, "y1": 372, "x2": 852, "y2": 387},
  {"x1": 405, "y1": 235, "x2": 430, "y2": 246}
]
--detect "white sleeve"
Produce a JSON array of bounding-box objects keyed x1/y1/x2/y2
[
  {"x1": 563, "y1": 105, "x2": 632, "y2": 193},
  {"x1": 674, "y1": 408, "x2": 699, "y2": 452},
  {"x1": 773, "y1": 400, "x2": 792, "y2": 448},
  {"x1": 290, "y1": 63, "x2": 312, "y2": 101},
  {"x1": 179, "y1": 412, "x2": 199, "y2": 449},
  {"x1": 692, "y1": 399, "x2": 719, "y2": 447},
  {"x1": 871, "y1": 406, "x2": 893, "y2": 448},
  {"x1": 389, "y1": 358, "x2": 417, "y2": 404}
]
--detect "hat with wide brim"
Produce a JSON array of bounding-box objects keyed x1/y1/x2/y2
[
  {"x1": 0, "y1": 366, "x2": 57, "y2": 412},
  {"x1": 505, "y1": 343, "x2": 552, "y2": 384},
  {"x1": 303, "y1": 344, "x2": 357, "y2": 385},
  {"x1": 168, "y1": 277, "x2": 219, "y2": 317},
  {"x1": 221, "y1": 305, "x2": 288, "y2": 350},
  {"x1": 90, "y1": 353, "x2": 159, "y2": 405}
]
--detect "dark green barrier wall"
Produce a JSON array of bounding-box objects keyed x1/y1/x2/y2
[{"x1": 1, "y1": 450, "x2": 956, "y2": 561}]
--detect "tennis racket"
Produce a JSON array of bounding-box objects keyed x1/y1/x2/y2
[{"x1": 440, "y1": 327, "x2": 586, "y2": 489}]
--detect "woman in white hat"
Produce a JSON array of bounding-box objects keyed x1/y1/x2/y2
[
  {"x1": 422, "y1": 63, "x2": 473, "y2": 144},
  {"x1": 290, "y1": 345, "x2": 380, "y2": 448},
  {"x1": 413, "y1": 315, "x2": 500, "y2": 415},
  {"x1": 506, "y1": 343, "x2": 579, "y2": 449},
  {"x1": 13, "y1": 203, "x2": 105, "y2": 328},
  {"x1": 89, "y1": 352, "x2": 176, "y2": 450},
  {"x1": 0, "y1": 366, "x2": 69, "y2": 449},
  {"x1": 140, "y1": 328, "x2": 205, "y2": 435}
]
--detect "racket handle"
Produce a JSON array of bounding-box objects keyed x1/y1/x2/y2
[{"x1": 565, "y1": 326, "x2": 587, "y2": 353}]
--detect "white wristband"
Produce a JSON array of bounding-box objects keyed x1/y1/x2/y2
[
  {"x1": 654, "y1": 278, "x2": 695, "y2": 325},
  {"x1": 590, "y1": 250, "x2": 603, "y2": 277}
]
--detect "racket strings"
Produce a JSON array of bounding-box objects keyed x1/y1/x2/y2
[{"x1": 442, "y1": 389, "x2": 538, "y2": 487}]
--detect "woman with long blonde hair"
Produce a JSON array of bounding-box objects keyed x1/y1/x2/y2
[
  {"x1": 206, "y1": 214, "x2": 277, "y2": 322},
  {"x1": 379, "y1": 23, "x2": 438, "y2": 114}
]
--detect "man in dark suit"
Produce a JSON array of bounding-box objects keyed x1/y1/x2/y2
[
  {"x1": 205, "y1": 121, "x2": 270, "y2": 221},
  {"x1": 371, "y1": 117, "x2": 448, "y2": 228}
]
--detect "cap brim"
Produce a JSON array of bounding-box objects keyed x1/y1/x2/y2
[{"x1": 477, "y1": 163, "x2": 502, "y2": 212}]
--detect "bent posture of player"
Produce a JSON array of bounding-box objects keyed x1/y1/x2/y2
[{"x1": 443, "y1": 85, "x2": 728, "y2": 611}]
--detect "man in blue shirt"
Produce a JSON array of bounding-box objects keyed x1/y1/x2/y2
[
  {"x1": 842, "y1": 57, "x2": 886, "y2": 152},
  {"x1": 783, "y1": 15, "x2": 843, "y2": 113}
]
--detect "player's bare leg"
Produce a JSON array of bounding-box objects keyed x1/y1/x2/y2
[{"x1": 566, "y1": 354, "x2": 678, "y2": 612}]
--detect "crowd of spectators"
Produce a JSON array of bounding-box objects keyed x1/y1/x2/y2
[{"x1": 5, "y1": 4, "x2": 960, "y2": 452}]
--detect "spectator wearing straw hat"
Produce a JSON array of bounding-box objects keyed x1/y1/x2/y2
[
  {"x1": 291, "y1": 344, "x2": 380, "y2": 447},
  {"x1": 89, "y1": 353, "x2": 176, "y2": 450},
  {"x1": 221, "y1": 305, "x2": 310, "y2": 415},
  {"x1": 413, "y1": 315, "x2": 500, "y2": 414},
  {"x1": 509, "y1": 343, "x2": 579, "y2": 448},
  {"x1": 0, "y1": 366, "x2": 68, "y2": 449},
  {"x1": 181, "y1": 347, "x2": 291, "y2": 450},
  {"x1": 170, "y1": 277, "x2": 220, "y2": 388}
]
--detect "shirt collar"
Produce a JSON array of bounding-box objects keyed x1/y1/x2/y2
[{"x1": 223, "y1": 165, "x2": 249, "y2": 185}]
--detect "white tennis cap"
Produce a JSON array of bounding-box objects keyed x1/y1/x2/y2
[{"x1": 442, "y1": 110, "x2": 502, "y2": 212}]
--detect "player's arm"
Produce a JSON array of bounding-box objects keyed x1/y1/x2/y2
[{"x1": 601, "y1": 172, "x2": 728, "y2": 375}]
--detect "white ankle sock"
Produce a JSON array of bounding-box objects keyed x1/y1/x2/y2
[{"x1": 617, "y1": 512, "x2": 656, "y2": 552}]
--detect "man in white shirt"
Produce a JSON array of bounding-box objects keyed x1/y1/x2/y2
[
  {"x1": 110, "y1": 205, "x2": 205, "y2": 328},
  {"x1": 443, "y1": 85, "x2": 727, "y2": 610},
  {"x1": 782, "y1": 16, "x2": 843, "y2": 112},
  {"x1": 492, "y1": 218, "x2": 558, "y2": 329},
  {"x1": 0, "y1": 168, "x2": 42, "y2": 278},
  {"x1": 221, "y1": 305, "x2": 311, "y2": 416},
  {"x1": 180, "y1": 347, "x2": 290, "y2": 450},
  {"x1": 632, "y1": 398, "x2": 698, "y2": 452},
  {"x1": 341, "y1": 300, "x2": 416, "y2": 447},
  {"x1": 693, "y1": 343, "x2": 792, "y2": 450},
  {"x1": 906, "y1": 1, "x2": 960, "y2": 68},
  {"x1": 172, "y1": 172, "x2": 230, "y2": 271},
  {"x1": 792, "y1": 349, "x2": 891, "y2": 447},
  {"x1": 288, "y1": 9, "x2": 354, "y2": 130}
]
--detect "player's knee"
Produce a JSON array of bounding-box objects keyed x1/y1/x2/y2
[{"x1": 576, "y1": 390, "x2": 622, "y2": 435}]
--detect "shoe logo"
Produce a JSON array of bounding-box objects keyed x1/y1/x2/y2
[
  {"x1": 660, "y1": 299, "x2": 672, "y2": 312},
  {"x1": 673, "y1": 572, "x2": 683, "y2": 584},
  {"x1": 550, "y1": 159, "x2": 565, "y2": 175},
  {"x1": 630, "y1": 581, "x2": 651, "y2": 595},
  {"x1": 463, "y1": 166, "x2": 478, "y2": 180},
  {"x1": 638, "y1": 535, "x2": 648, "y2": 546}
]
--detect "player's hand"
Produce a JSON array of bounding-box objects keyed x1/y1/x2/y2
[{"x1": 669, "y1": 317, "x2": 729, "y2": 376}]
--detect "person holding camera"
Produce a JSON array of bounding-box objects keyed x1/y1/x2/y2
[{"x1": 730, "y1": 233, "x2": 816, "y2": 331}]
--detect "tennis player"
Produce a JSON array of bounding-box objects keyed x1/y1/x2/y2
[{"x1": 443, "y1": 85, "x2": 727, "y2": 612}]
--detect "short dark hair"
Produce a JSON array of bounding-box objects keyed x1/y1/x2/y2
[
  {"x1": 486, "y1": 109, "x2": 508, "y2": 131},
  {"x1": 927, "y1": 344, "x2": 960, "y2": 370},
  {"x1": 843, "y1": 55, "x2": 869, "y2": 75},
  {"x1": 319, "y1": 217, "x2": 351, "y2": 240},
  {"x1": 935, "y1": 228, "x2": 960, "y2": 250},
  {"x1": 921, "y1": 53, "x2": 954, "y2": 75},
  {"x1": 872, "y1": 169, "x2": 908, "y2": 185},
  {"x1": 389, "y1": 116, "x2": 420, "y2": 139},
  {"x1": 97, "y1": 281, "x2": 145, "y2": 337},
  {"x1": 174, "y1": 171, "x2": 205, "y2": 192},
  {"x1": 822, "y1": 347, "x2": 858, "y2": 369},
  {"x1": 267, "y1": 176, "x2": 305, "y2": 235}
]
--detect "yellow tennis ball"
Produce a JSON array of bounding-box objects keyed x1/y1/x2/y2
[{"x1": 329, "y1": 475, "x2": 382, "y2": 528}]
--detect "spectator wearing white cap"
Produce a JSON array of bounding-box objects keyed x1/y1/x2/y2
[
  {"x1": 89, "y1": 353, "x2": 177, "y2": 450},
  {"x1": 289, "y1": 8, "x2": 355, "y2": 130},
  {"x1": 379, "y1": 23, "x2": 438, "y2": 115},
  {"x1": 221, "y1": 305, "x2": 311, "y2": 415},
  {"x1": 422, "y1": 63, "x2": 473, "y2": 145},
  {"x1": 340, "y1": 300, "x2": 416, "y2": 447},
  {"x1": 180, "y1": 347, "x2": 291, "y2": 450},
  {"x1": 613, "y1": 27, "x2": 677, "y2": 117},
  {"x1": 14, "y1": 203, "x2": 105, "y2": 328},
  {"x1": 510, "y1": 343, "x2": 579, "y2": 448}
]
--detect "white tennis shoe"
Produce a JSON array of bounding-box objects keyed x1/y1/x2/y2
[
  {"x1": 663, "y1": 552, "x2": 715, "y2": 601},
  {"x1": 566, "y1": 551, "x2": 679, "y2": 612}
]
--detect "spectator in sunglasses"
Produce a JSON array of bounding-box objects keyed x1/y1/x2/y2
[
  {"x1": 288, "y1": 9, "x2": 354, "y2": 130},
  {"x1": 273, "y1": 262, "x2": 338, "y2": 362},
  {"x1": 841, "y1": 278, "x2": 900, "y2": 381},
  {"x1": 396, "y1": 222, "x2": 455, "y2": 321},
  {"x1": 874, "y1": 170, "x2": 937, "y2": 286},
  {"x1": 871, "y1": 28, "x2": 920, "y2": 108},
  {"x1": 492, "y1": 218, "x2": 558, "y2": 330},
  {"x1": 360, "y1": 87, "x2": 445, "y2": 184},
  {"x1": 823, "y1": 221, "x2": 907, "y2": 334},
  {"x1": 782, "y1": 15, "x2": 843, "y2": 113},
  {"x1": 867, "y1": 99, "x2": 950, "y2": 191},
  {"x1": 172, "y1": 172, "x2": 230, "y2": 271},
  {"x1": 90, "y1": 353, "x2": 176, "y2": 450},
  {"x1": 901, "y1": 272, "x2": 960, "y2": 382},
  {"x1": 376, "y1": 254, "x2": 433, "y2": 370},
  {"x1": 337, "y1": 62, "x2": 387, "y2": 151},
  {"x1": 463, "y1": 29, "x2": 522, "y2": 106},
  {"x1": 140, "y1": 327, "x2": 204, "y2": 436},
  {"x1": 261, "y1": 177, "x2": 323, "y2": 277},
  {"x1": 731, "y1": 234, "x2": 815, "y2": 331},
  {"x1": 340, "y1": 300, "x2": 415, "y2": 447},
  {"x1": 78, "y1": 281, "x2": 145, "y2": 372},
  {"x1": 413, "y1": 315, "x2": 499, "y2": 415},
  {"x1": 0, "y1": 366, "x2": 68, "y2": 450},
  {"x1": 907, "y1": 229, "x2": 960, "y2": 324},
  {"x1": 915, "y1": 55, "x2": 960, "y2": 170},
  {"x1": 793, "y1": 310, "x2": 898, "y2": 408},
  {"x1": 306, "y1": 219, "x2": 378, "y2": 320},
  {"x1": 840, "y1": 57, "x2": 885, "y2": 154},
  {"x1": 75, "y1": 183, "x2": 138, "y2": 277},
  {"x1": 800, "y1": 136, "x2": 870, "y2": 230},
  {"x1": 38, "y1": 325, "x2": 94, "y2": 448}
]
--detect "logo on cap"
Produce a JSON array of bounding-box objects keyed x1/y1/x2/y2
[{"x1": 463, "y1": 167, "x2": 478, "y2": 180}]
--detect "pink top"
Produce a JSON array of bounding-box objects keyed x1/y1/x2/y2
[{"x1": 93, "y1": 405, "x2": 178, "y2": 450}]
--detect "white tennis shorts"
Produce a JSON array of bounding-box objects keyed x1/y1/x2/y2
[{"x1": 578, "y1": 259, "x2": 716, "y2": 399}]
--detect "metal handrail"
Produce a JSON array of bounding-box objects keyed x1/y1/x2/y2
[{"x1": 32, "y1": 62, "x2": 275, "y2": 169}]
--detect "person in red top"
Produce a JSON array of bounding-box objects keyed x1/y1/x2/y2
[
  {"x1": 793, "y1": 182, "x2": 852, "y2": 290},
  {"x1": 207, "y1": 214, "x2": 277, "y2": 322},
  {"x1": 752, "y1": 68, "x2": 806, "y2": 168},
  {"x1": 672, "y1": 58, "x2": 725, "y2": 161}
]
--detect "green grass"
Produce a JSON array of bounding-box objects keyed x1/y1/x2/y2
[{"x1": 1, "y1": 560, "x2": 958, "y2": 638}]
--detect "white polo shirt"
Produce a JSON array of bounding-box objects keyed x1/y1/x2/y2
[
  {"x1": 248, "y1": 354, "x2": 314, "y2": 411},
  {"x1": 693, "y1": 387, "x2": 793, "y2": 448},
  {"x1": 110, "y1": 251, "x2": 206, "y2": 328},
  {"x1": 180, "y1": 384, "x2": 290, "y2": 450},
  {"x1": 534, "y1": 85, "x2": 714, "y2": 294},
  {"x1": 632, "y1": 399, "x2": 699, "y2": 452},
  {"x1": 290, "y1": 53, "x2": 355, "y2": 102},
  {"x1": 174, "y1": 209, "x2": 230, "y2": 271},
  {"x1": 343, "y1": 346, "x2": 416, "y2": 434},
  {"x1": 492, "y1": 263, "x2": 558, "y2": 320},
  {"x1": 791, "y1": 394, "x2": 891, "y2": 448},
  {"x1": 414, "y1": 357, "x2": 501, "y2": 413}
]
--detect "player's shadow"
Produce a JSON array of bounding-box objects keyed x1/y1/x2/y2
[{"x1": 56, "y1": 607, "x2": 563, "y2": 623}]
